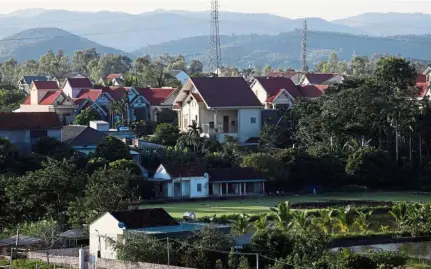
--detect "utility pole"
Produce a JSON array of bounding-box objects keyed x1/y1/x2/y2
[
  {"x1": 208, "y1": 0, "x2": 222, "y2": 75},
  {"x1": 255, "y1": 254, "x2": 259, "y2": 269},
  {"x1": 167, "y1": 238, "x2": 170, "y2": 265},
  {"x1": 301, "y1": 20, "x2": 308, "y2": 73}
]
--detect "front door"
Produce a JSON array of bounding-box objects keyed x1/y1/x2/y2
[
  {"x1": 174, "y1": 183, "x2": 182, "y2": 197},
  {"x1": 223, "y1": 116, "x2": 229, "y2": 133}
]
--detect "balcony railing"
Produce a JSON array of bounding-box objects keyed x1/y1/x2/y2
[{"x1": 201, "y1": 123, "x2": 238, "y2": 134}]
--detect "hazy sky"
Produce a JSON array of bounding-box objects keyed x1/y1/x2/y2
[{"x1": 1, "y1": 0, "x2": 431, "y2": 20}]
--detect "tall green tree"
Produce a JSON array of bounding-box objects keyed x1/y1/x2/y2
[
  {"x1": 95, "y1": 136, "x2": 132, "y2": 162},
  {"x1": 73, "y1": 108, "x2": 101, "y2": 126}
]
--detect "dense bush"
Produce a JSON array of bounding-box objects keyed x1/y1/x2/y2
[
  {"x1": 344, "y1": 253, "x2": 377, "y2": 269},
  {"x1": 368, "y1": 250, "x2": 408, "y2": 269}
]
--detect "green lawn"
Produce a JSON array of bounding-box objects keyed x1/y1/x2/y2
[{"x1": 140, "y1": 192, "x2": 431, "y2": 218}]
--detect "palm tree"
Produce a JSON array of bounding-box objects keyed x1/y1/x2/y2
[
  {"x1": 389, "y1": 202, "x2": 410, "y2": 229},
  {"x1": 291, "y1": 210, "x2": 313, "y2": 229},
  {"x1": 314, "y1": 209, "x2": 334, "y2": 234},
  {"x1": 270, "y1": 201, "x2": 292, "y2": 229},
  {"x1": 187, "y1": 121, "x2": 202, "y2": 152},
  {"x1": 353, "y1": 209, "x2": 373, "y2": 233},
  {"x1": 253, "y1": 215, "x2": 269, "y2": 231},
  {"x1": 231, "y1": 213, "x2": 251, "y2": 235}
]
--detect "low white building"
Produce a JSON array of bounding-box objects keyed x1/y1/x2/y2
[
  {"x1": 150, "y1": 163, "x2": 266, "y2": 199},
  {"x1": 173, "y1": 77, "x2": 263, "y2": 143}
]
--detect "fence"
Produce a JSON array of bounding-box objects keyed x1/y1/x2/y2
[{"x1": 95, "y1": 259, "x2": 195, "y2": 269}]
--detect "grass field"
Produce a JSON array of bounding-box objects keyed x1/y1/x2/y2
[{"x1": 140, "y1": 192, "x2": 431, "y2": 218}]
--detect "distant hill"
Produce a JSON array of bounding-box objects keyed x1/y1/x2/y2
[
  {"x1": 0, "y1": 28, "x2": 129, "y2": 62},
  {"x1": 133, "y1": 31, "x2": 431, "y2": 70},
  {"x1": 334, "y1": 12, "x2": 431, "y2": 36},
  {"x1": 0, "y1": 9, "x2": 359, "y2": 51}
]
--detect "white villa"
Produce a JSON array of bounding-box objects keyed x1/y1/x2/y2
[{"x1": 173, "y1": 77, "x2": 263, "y2": 143}]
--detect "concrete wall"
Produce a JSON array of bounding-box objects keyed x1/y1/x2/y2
[
  {"x1": 238, "y1": 108, "x2": 261, "y2": 143},
  {"x1": 187, "y1": 178, "x2": 208, "y2": 198},
  {"x1": 19, "y1": 104, "x2": 52, "y2": 112},
  {"x1": 97, "y1": 259, "x2": 195, "y2": 269},
  {"x1": 251, "y1": 81, "x2": 268, "y2": 105},
  {"x1": 89, "y1": 213, "x2": 124, "y2": 260}
]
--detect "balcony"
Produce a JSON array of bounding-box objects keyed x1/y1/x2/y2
[{"x1": 201, "y1": 123, "x2": 238, "y2": 142}]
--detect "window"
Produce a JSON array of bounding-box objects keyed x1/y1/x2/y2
[
  {"x1": 197, "y1": 184, "x2": 202, "y2": 192},
  {"x1": 30, "y1": 130, "x2": 47, "y2": 138},
  {"x1": 195, "y1": 115, "x2": 198, "y2": 122},
  {"x1": 251, "y1": 117, "x2": 257, "y2": 124},
  {"x1": 209, "y1": 122, "x2": 215, "y2": 129}
]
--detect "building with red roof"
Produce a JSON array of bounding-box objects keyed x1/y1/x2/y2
[
  {"x1": 100, "y1": 74, "x2": 125, "y2": 86},
  {"x1": 173, "y1": 77, "x2": 262, "y2": 143},
  {"x1": 251, "y1": 77, "x2": 302, "y2": 109},
  {"x1": 19, "y1": 81, "x2": 77, "y2": 125},
  {"x1": 63, "y1": 77, "x2": 93, "y2": 98}
]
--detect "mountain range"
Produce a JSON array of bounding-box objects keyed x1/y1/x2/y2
[{"x1": 0, "y1": 9, "x2": 430, "y2": 68}]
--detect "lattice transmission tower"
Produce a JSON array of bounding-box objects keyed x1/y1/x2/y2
[
  {"x1": 301, "y1": 20, "x2": 308, "y2": 73},
  {"x1": 208, "y1": 0, "x2": 222, "y2": 75}
]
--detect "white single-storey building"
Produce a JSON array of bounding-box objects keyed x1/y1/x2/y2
[{"x1": 149, "y1": 163, "x2": 265, "y2": 199}]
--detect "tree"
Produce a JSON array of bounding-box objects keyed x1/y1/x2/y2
[
  {"x1": 0, "y1": 89, "x2": 26, "y2": 112},
  {"x1": 150, "y1": 123, "x2": 180, "y2": 146},
  {"x1": 0, "y1": 138, "x2": 20, "y2": 174},
  {"x1": 95, "y1": 136, "x2": 132, "y2": 162},
  {"x1": 76, "y1": 168, "x2": 139, "y2": 224},
  {"x1": 73, "y1": 108, "x2": 101, "y2": 126},
  {"x1": 187, "y1": 121, "x2": 203, "y2": 152},
  {"x1": 215, "y1": 259, "x2": 224, "y2": 269},
  {"x1": 114, "y1": 233, "x2": 167, "y2": 264},
  {"x1": 33, "y1": 137, "x2": 76, "y2": 160},
  {"x1": 38, "y1": 50, "x2": 70, "y2": 77},
  {"x1": 241, "y1": 153, "x2": 287, "y2": 183},
  {"x1": 350, "y1": 56, "x2": 371, "y2": 77},
  {"x1": 129, "y1": 120, "x2": 156, "y2": 137},
  {"x1": 238, "y1": 256, "x2": 250, "y2": 269},
  {"x1": 270, "y1": 201, "x2": 292, "y2": 228},
  {"x1": 264, "y1": 65, "x2": 272, "y2": 75},
  {"x1": 250, "y1": 229, "x2": 292, "y2": 260},
  {"x1": 71, "y1": 48, "x2": 100, "y2": 76},
  {"x1": 21, "y1": 220, "x2": 60, "y2": 265},
  {"x1": 231, "y1": 213, "x2": 250, "y2": 235},
  {"x1": 1, "y1": 59, "x2": 20, "y2": 85},
  {"x1": 189, "y1": 60, "x2": 204, "y2": 74},
  {"x1": 6, "y1": 159, "x2": 86, "y2": 223},
  {"x1": 109, "y1": 159, "x2": 142, "y2": 176},
  {"x1": 326, "y1": 52, "x2": 339, "y2": 73},
  {"x1": 158, "y1": 109, "x2": 178, "y2": 124},
  {"x1": 375, "y1": 57, "x2": 417, "y2": 91}
]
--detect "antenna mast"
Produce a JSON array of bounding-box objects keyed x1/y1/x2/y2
[
  {"x1": 209, "y1": 0, "x2": 222, "y2": 75},
  {"x1": 301, "y1": 20, "x2": 308, "y2": 73}
]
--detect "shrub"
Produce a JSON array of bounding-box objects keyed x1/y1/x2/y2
[
  {"x1": 368, "y1": 250, "x2": 408, "y2": 269},
  {"x1": 345, "y1": 253, "x2": 377, "y2": 269},
  {"x1": 13, "y1": 259, "x2": 54, "y2": 269}
]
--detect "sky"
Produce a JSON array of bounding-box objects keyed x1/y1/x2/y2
[{"x1": 0, "y1": 0, "x2": 431, "y2": 20}]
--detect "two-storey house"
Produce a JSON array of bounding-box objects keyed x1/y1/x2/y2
[
  {"x1": 174, "y1": 77, "x2": 262, "y2": 143},
  {"x1": 18, "y1": 75, "x2": 54, "y2": 94}
]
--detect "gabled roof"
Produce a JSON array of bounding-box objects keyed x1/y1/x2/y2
[
  {"x1": 298, "y1": 85, "x2": 328, "y2": 98},
  {"x1": 22, "y1": 76, "x2": 51, "y2": 85},
  {"x1": 73, "y1": 98, "x2": 89, "y2": 107},
  {"x1": 137, "y1": 87, "x2": 176, "y2": 106},
  {"x1": 417, "y1": 82, "x2": 430, "y2": 98},
  {"x1": 62, "y1": 125, "x2": 106, "y2": 146},
  {"x1": 76, "y1": 89, "x2": 103, "y2": 102},
  {"x1": 66, "y1": 77, "x2": 93, "y2": 88},
  {"x1": 106, "y1": 73, "x2": 122, "y2": 80},
  {"x1": 417, "y1": 74, "x2": 427, "y2": 84},
  {"x1": 0, "y1": 112, "x2": 62, "y2": 130},
  {"x1": 208, "y1": 167, "x2": 263, "y2": 182},
  {"x1": 190, "y1": 77, "x2": 262, "y2": 108},
  {"x1": 23, "y1": 96, "x2": 31, "y2": 105},
  {"x1": 266, "y1": 71, "x2": 298, "y2": 78},
  {"x1": 32, "y1": 81, "x2": 59, "y2": 90},
  {"x1": 39, "y1": 90, "x2": 63, "y2": 105},
  {"x1": 254, "y1": 77, "x2": 302, "y2": 100},
  {"x1": 103, "y1": 86, "x2": 126, "y2": 101},
  {"x1": 303, "y1": 73, "x2": 338, "y2": 84},
  {"x1": 110, "y1": 209, "x2": 179, "y2": 229},
  {"x1": 160, "y1": 163, "x2": 206, "y2": 178}
]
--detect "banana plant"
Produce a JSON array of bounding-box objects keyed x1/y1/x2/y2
[
  {"x1": 253, "y1": 215, "x2": 269, "y2": 231},
  {"x1": 314, "y1": 209, "x2": 334, "y2": 234},
  {"x1": 389, "y1": 202, "x2": 410, "y2": 229},
  {"x1": 291, "y1": 210, "x2": 313, "y2": 230},
  {"x1": 353, "y1": 209, "x2": 374, "y2": 233},
  {"x1": 231, "y1": 213, "x2": 251, "y2": 235},
  {"x1": 333, "y1": 206, "x2": 353, "y2": 234},
  {"x1": 270, "y1": 201, "x2": 292, "y2": 229}
]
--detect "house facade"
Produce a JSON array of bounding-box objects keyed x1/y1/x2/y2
[
  {"x1": 0, "y1": 112, "x2": 62, "y2": 154},
  {"x1": 174, "y1": 77, "x2": 262, "y2": 143},
  {"x1": 19, "y1": 81, "x2": 77, "y2": 125},
  {"x1": 150, "y1": 163, "x2": 265, "y2": 199},
  {"x1": 251, "y1": 77, "x2": 303, "y2": 109}
]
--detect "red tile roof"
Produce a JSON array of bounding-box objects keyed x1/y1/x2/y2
[
  {"x1": 137, "y1": 87, "x2": 176, "y2": 106},
  {"x1": 76, "y1": 89, "x2": 102, "y2": 102},
  {"x1": 417, "y1": 74, "x2": 427, "y2": 83},
  {"x1": 23, "y1": 96, "x2": 31, "y2": 105},
  {"x1": 298, "y1": 85, "x2": 328, "y2": 98},
  {"x1": 73, "y1": 98, "x2": 89, "y2": 107},
  {"x1": 106, "y1": 73, "x2": 122, "y2": 80},
  {"x1": 32, "y1": 81, "x2": 59, "y2": 90},
  {"x1": 417, "y1": 82, "x2": 430, "y2": 97},
  {"x1": 39, "y1": 90, "x2": 63, "y2": 105},
  {"x1": 66, "y1": 77, "x2": 93, "y2": 88},
  {"x1": 254, "y1": 77, "x2": 303, "y2": 100},
  {"x1": 190, "y1": 77, "x2": 262, "y2": 108},
  {"x1": 266, "y1": 89, "x2": 284, "y2": 103},
  {"x1": 208, "y1": 167, "x2": 263, "y2": 182},
  {"x1": 0, "y1": 112, "x2": 62, "y2": 130},
  {"x1": 303, "y1": 74, "x2": 338, "y2": 84},
  {"x1": 103, "y1": 86, "x2": 126, "y2": 101}
]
